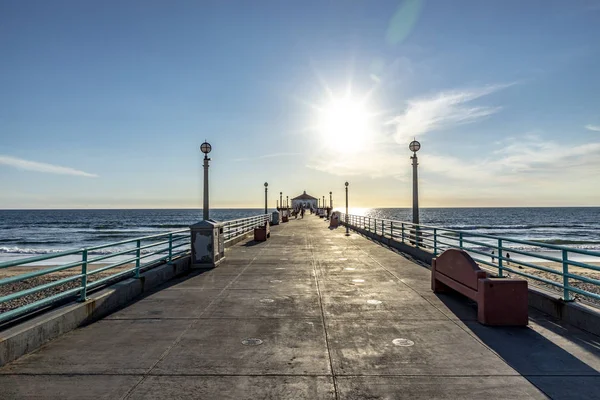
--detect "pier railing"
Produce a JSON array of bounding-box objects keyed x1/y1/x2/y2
[
  {"x1": 222, "y1": 214, "x2": 270, "y2": 241},
  {"x1": 340, "y1": 213, "x2": 600, "y2": 303},
  {"x1": 0, "y1": 214, "x2": 269, "y2": 324},
  {"x1": 0, "y1": 229, "x2": 190, "y2": 323}
]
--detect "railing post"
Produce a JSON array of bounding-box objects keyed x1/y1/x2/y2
[
  {"x1": 459, "y1": 232, "x2": 463, "y2": 249},
  {"x1": 135, "y1": 239, "x2": 141, "y2": 278},
  {"x1": 562, "y1": 249, "x2": 572, "y2": 302},
  {"x1": 401, "y1": 223, "x2": 405, "y2": 243},
  {"x1": 390, "y1": 221, "x2": 394, "y2": 239},
  {"x1": 79, "y1": 250, "x2": 88, "y2": 302},
  {"x1": 498, "y1": 238, "x2": 503, "y2": 277},
  {"x1": 433, "y1": 228, "x2": 437, "y2": 256},
  {"x1": 415, "y1": 225, "x2": 420, "y2": 249},
  {"x1": 381, "y1": 220, "x2": 384, "y2": 236},
  {"x1": 168, "y1": 233, "x2": 173, "y2": 261}
]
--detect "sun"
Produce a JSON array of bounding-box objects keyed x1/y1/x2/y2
[{"x1": 317, "y1": 96, "x2": 372, "y2": 153}]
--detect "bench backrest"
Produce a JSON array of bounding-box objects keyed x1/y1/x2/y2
[{"x1": 435, "y1": 249, "x2": 482, "y2": 291}]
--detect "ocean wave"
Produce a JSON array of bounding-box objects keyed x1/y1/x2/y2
[
  {"x1": 528, "y1": 239, "x2": 600, "y2": 246},
  {"x1": 462, "y1": 244, "x2": 600, "y2": 253},
  {"x1": 0, "y1": 247, "x2": 68, "y2": 255},
  {"x1": 147, "y1": 224, "x2": 190, "y2": 229},
  {"x1": 0, "y1": 246, "x2": 182, "y2": 256},
  {"x1": 442, "y1": 224, "x2": 598, "y2": 231}
]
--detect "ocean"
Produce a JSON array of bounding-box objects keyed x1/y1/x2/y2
[{"x1": 1, "y1": 207, "x2": 599, "y2": 263}]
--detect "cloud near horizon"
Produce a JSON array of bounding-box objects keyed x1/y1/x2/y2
[
  {"x1": 0, "y1": 155, "x2": 98, "y2": 178},
  {"x1": 585, "y1": 124, "x2": 600, "y2": 132},
  {"x1": 233, "y1": 152, "x2": 303, "y2": 162},
  {"x1": 389, "y1": 84, "x2": 512, "y2": 142}
]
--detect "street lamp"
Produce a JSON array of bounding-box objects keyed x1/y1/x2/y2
[
  {"x1": 280, "y1": 192, "x2": 283, "y2": 212},
  {"x1": 264, "y1": 182, "x2": 268, "y2": 215},
  {"x1": 345, "y1": 182, "x2": 349, "y2": 236},
  {"x1": 200, "y1": 141, "x2": 212, "y2": 220},
  {"x1": 409, "y1": 139, "x2": 421, "y2": 225},
  {"x1": 329, "y1": 191, "x2": 333, "y2": 209}
]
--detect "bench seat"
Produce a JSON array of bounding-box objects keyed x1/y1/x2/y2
[{"x1": 432, "y1": 249, "x2": 528, "y2": 326}]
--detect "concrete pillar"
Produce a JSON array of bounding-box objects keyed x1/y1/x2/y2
[
  {"x1": 411, "y1": 153, "x2": 419, "y2": 225},
  {"x1": 345, "y1": 182, "x2": 349, "y2": 236},
  {"x1": 203, "y1": 155, "x2": 209, "y2": 221},
  {"x1": 264, "y1": 182, "x2": 268, "y2": 215}
]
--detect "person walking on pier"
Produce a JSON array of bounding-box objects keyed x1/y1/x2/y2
[{"x1": 301, "y1": 206, "x2": 305, "y2": 219}]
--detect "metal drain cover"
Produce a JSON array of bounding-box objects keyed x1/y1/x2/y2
[
  {"x1": 392, "y1": 338, "x2": 414, "y2": 347},
  {"x1": 367, "y1": 299, "x2": 382, "y2": 305},
  {"x1": 242, "y1": 338, "x2": 263, "y2": 346}
]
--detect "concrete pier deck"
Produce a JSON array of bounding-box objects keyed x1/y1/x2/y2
[{"x1": 1, "y1": 216, "x2": 599, "y2": 399}]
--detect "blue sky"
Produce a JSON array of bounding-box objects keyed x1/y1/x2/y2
[{"x1": 1, "y1": 0, "x2": 599, "y2": 209}]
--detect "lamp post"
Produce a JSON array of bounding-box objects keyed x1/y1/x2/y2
[
  {"x1": 345, "y1": 182, "x2": 349, "y2": 236},
  {"x1": 200, "y1": 141, "x2": 212, "y2": 220},
  {"x1": 409, "y1": 139, "x2": 421, "y2": 225},
  {"x1": 330, "y1": 191, "x2": 333, "y2": 209},
  {"x1": 286, "y1": 196, "x2": 289, "y2": 212},
  {"x1": 280, "y1": 192, "x2": 283, "y2": 212},
  {"x1": 323, "y1": 196, "x2": 325, "y2": 212},
  {"x1": 264, "y1": 182, "x2": 268, "y2": 215}
]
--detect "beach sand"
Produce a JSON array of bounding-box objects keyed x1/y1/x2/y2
[{"x1": 490, "y1": 260, "x2": 600, "y2": 304}]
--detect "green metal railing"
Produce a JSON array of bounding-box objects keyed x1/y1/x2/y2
[
  {"x1": 340, "y1": 213, "x2": 600, "y2": 303},
  {"x1": 222, "y1": 214, "x2": 270, "y2": 241},
  {"x1": 0, "y1": 229, "x2": 190, "y2": 323},
  {"x1": 0, "y1": 214, "x2": 270, "y2": 324}
]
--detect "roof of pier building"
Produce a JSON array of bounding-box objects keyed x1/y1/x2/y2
[{"x1": 292, "y1": 191, "x2": 318, "y2": 201}]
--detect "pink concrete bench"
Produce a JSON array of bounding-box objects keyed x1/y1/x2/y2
[
  {"x1": 253, "y1": 222, "x2": 270, "y2": 242},
  {"x1": 432, "y1": 249, "x2": 528, "y2": 326}
]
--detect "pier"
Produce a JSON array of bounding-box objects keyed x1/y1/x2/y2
[{"x1": 1, "y1": 216, "x2": 599, "y2": 399}]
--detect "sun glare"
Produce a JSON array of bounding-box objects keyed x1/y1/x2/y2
[{"x1": 318, "y1": 96, "x2": 372, "y2": 153}]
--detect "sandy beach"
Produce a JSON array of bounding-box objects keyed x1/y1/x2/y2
[{"x1": 488, "y1": 260, "x2": 600, "y2": 304}]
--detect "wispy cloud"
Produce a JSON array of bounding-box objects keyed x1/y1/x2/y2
[
  {"x1": 0, "y1": 155, "x2": 98, "y2": 177},
  {"x1": 389, "y1": 84, "x2": 512, "y2": 142},
  {"x1": 585, "y1": 124, "x2": 600, "y2": 132},
  {"x1": 233, "y1": 152, "x2": 302, "y2": 162}
]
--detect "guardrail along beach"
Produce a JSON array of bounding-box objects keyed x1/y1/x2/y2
[{"x1": 340, "y1": 212, "x2": 600, "y2": 303}]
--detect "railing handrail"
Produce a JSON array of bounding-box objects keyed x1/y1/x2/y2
[
  {"x1": 0, "y1": 228, "x2": 190, "y2": 269},
  {"x1": 339, "y1": 212, "x2": 600, "y2": 303},
  {"x1": 339, "y1": 213, "x2": 600, "y2": 257},
  {"x1": 0, "y1": 214, "x2": 269, "y2": 323}
]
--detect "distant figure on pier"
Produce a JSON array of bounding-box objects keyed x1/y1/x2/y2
[
  {"x1": 491, "y1": 250, "x2": 495, "y2": 263},
  {"x1": 506, "y1": 252, "x2": 511, "y2": 265},
  {"x1": 301, "y1": 206, "x2": 305, "y2": 219}
]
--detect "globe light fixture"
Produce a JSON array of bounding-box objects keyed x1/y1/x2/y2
[
  {"x1": 409, "y1": 140, "x2": 420, "y2": 153},
  {"x1": 200, "y1": 141, "x2": 212, "y2": 155}
]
